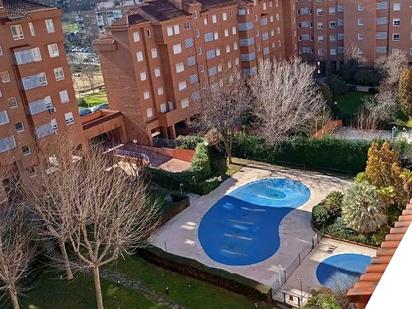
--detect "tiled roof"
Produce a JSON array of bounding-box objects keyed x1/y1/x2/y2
[
  {"x1": 139, "y1": 0, "x2": 186, "y2": 22},
  {"x1": 347, "y1": 201, "x2": 412, "y2": 307},
  {"x1": 2, "y1": 0, "x2": 54, "y2": 20},
  {"x1": 195, "y1": 0, "x2": 238, "y2": 10}
]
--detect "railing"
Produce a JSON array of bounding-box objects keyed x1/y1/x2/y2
[{"x1": 271, "y1": 233, "x2": 322, "y2": 307}]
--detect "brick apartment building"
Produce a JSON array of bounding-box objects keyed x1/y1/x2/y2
[
  {"x1": 94, "y1": 0, "x2": 297, "y2": 145},
  {"x1": 296, "y1": 0, "x2": 412, "y2": 71},
  {"x1": 0, "y1": 0, "x2": 87, "y2": 204}
]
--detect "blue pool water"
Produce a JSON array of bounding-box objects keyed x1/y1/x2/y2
[
  {"x1": 198, "y1": 178, "x2": 311, "y2": 266},
  {"x1": 316, "y1": 254, "x2": 371, "y2": 290}
]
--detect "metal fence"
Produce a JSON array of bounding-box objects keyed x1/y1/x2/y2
[{"x1": 271, "y1": 233, "x2": 321, "y2": 307}]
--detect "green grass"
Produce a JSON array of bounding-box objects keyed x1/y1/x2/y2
[
  {"x1": 113, "y1": 255, "x2": 275, "y2": 309},
  {"x1": 18, "y1": 272, "x2": 162, "y2": 309},
  {"x1": 78, "y1": 91, "x2": 108, "y2": 107},
  {"x1": 62, "y1": 22, "x2": 78, "y2": 33},
  {"x1": 335, "y1": 91, "x2": 371, "y2": 118},
  {"x1": 394, "y1": 109, "x2": 412, "y2": 128}
]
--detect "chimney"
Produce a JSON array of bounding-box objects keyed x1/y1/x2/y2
[{"x1": 167, "y1": 0, "x2": 183, "y2": 10}]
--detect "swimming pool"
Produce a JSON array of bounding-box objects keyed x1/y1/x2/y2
[
  {"x1": 198, "y1": 178, "x2": 311, "y2": 266},
  {"x1": 316, "y1": 253, "x2": 371, "y2": 290}
]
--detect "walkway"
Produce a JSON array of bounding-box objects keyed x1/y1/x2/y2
[{"x1": 100, "y1": 269, "x2": 185, "y2": 309}]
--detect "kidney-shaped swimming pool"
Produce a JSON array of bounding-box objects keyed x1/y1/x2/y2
[{"x1": 198, "y1": 178, "x2": 311, "y2": 266}]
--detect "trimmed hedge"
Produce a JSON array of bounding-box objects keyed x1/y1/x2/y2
[
  {"x1": 138, "y1": 246, "x2": 271, "y2": 301},
  {"x1": 232, "y1": 134, "x2": 371, "y2": 174},
  {"x1": 176, "y1": 135, "x2": 204, "y2": 149}
]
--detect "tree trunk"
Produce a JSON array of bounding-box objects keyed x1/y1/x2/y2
[
  {"x1": 92, "y1": 266, "x2": 104, "y2": 309},
  {"x1": 223, "y1": 139, "x2": 233, "y2": 164},
  {"x1": 58, "y1": 240, "x2": 74, "y2": 280},
  {"x1": 9, "y1": 288, "x2": 20, "y2": 309}
]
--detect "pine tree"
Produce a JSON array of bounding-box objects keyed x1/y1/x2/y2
[{"x1": 399, "y1": 69, "x2": 412, "y2": 117}]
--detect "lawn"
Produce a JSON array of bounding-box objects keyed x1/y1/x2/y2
[
  {"x1": 113, "y1": 255, "x2": 275, "y2": 309},
  {"x1": 77, "y1": 91, "x2": 108, "y2": 107},
  {"x1": 18, "y1": 272, "x2": 162, "y2": 309},
  {"x1": 335, "y1": 91, "x2": 371, "y2": 118},
  {"x1": 62, "y1": 22, "x2": 78, "y2": 33}
]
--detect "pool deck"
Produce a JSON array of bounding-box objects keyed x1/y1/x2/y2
[{"x1": 151, "y1": 163, "x2": 362, "y2": 289}]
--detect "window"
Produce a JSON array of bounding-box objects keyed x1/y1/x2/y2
[
  {"x1": 173, "y1": 24, "x2": 180, "y2": 35},
  {"x1": 224, "y1": 29, "x2": 229, "y2": 37},
  {"x1": 59, "y1": 90, "x2": 69, "y2": 103},
  {"x1": 11, "y1": 25, "x2": 24, "y2": 40},
  {"x1": 133, "y1": 31, "x2": 141, "y2": 42},
  {"x1": 54, "y1": 67, "x2": 64, "y2": 81},
  {"x1": 146, "y1": 29, "x2": 151, "y2": 37},
  {"x1": 167, "y1": 26, "x2": 173, "y2": 37},
  {"x1": 28, "y1": 96, "x2": 53, "y2": 115},
  {"x1": 329, "y1": 21, "x2": 336, "y2": 28},
  {"x1": 181, "y1": 98, "x2": 189, "y2": 109},
  {"x1": 151, "y1": 48, "x2": 158, "y2": 58},
  {"x1": 1, "y1": 71, "x2": 11, "y2": 83},
  {"x1": 232, "y1": 26, "x2": 236, "y2": 35},
  {"x1": 393, "y1": 33, "x2": 400, "y2": 41},
  {"x1": 64, "y1": 112, "x2": 74, "y2": 125},
  {"x1": 29, "y1": 22, "x2": 36, "y2": 36},
  {"x1": 178, "y1": 81, "x2": 187, "y2": 91},
  {"x1": 146, "y1": 108, "x2": 153, "y2": 118},
  {"x1": 176, "y1": 62, "x2": 184, "y2": 73},
  {"x1": 157, "y1": 87, "x2": 164, "y2": 95},
  {"x1": 185, "y1": 38, "x2": 193, "y2": 48},
  {"x1": 377, "y1": 2, "x2": 389, "y2": 10},
  {"x1": 22, "y1": 72, "x2": 47, "y2": 90},
  {"x1": 140, "y1": 71, "x2": 147, "y2": 81},
  {"x1": 0, "y1": 136, "x2": 16, "y2": 154},
  {"x1": 329, "y1": 7, "x2": 336, "y2": 15},
  {"x1": 204, "y1": 32, "x2": 214, "y2": 42},
  {"x1": 358, "y1": 18, "x2": 364, "y2": 26},
  {"x1": 358, "y1": 33, "x2": 364, "y2": 40},
  {"x1": 187, "y1": 56, "x2": 196, "y2": 66},
  {"x1": 22, "y1": 145, "x2": 31, "y2": 156},
  {"x1": 0, "y1": 45, "x2": 3, "y2": 56},
  {"x1": 204, "y1": 17, "x2": 208, "y2": 25},
  {"x1": 8, "y1": 97, "x2": 18, "y2": 108},
  {"x1": 136, "y1": 51, "x2": 143, "y2": 62},
  {"x1": 143, "y1": 90, "x2": 150, "y2": 99},
  {"x1": 190, "y1": 74, "x2": 198, "y2": 84},
  {"x1": 45, "y1": 19, "x2": 55, "y2": 33},
  {"x1": 223, "y1": 12, "x2": 227, "y2": 21},
  {"x1": 212, "y1": 15, "x2": 217, "y2": 24},
  {"x1": 48, "y1": 43, "x2": 59, "y2": 58},
  {"x1": 393, "y1": 3, "x2": 400, "y2": 11},
  {"x1": 330, "y1": 48, "x2": 337, "y2": 56},
  {"x1": 214, "y1": 32, "x2": 219, "y2": 40},
  {"x1": 393, "y1": 18, "x2": 400, "y2": 26},
  {"x1": 316, "y1": 8, "x2": 323, "y2": 16},
  {"x1": 184, "y1": 22, "x2": 191, "y2": 29},
  {"x1": 173, "y1": 43, "x2": 182, "y2": 54},
  {"x1": 14, "y1": 48, "x2": 42, "y2": 65},
  {"x1": 234, "y1": 42, "x2": 238, "y2": 50},
  {"x1": 357, "y1": 4, "x2": 364, "y2": 11},
  {"x1": 358, "y1": 48, "x2": 364, "y2": 55},
  {"x1": 0, "y1": 110, "x2": 9, "y2": 125},
  {"x1": 376, "y1": 32, "x2": 388, "y2": 40},
  {"x1": 160, "y1": 103, "x2": 167, "y2": 113},
  {"x1": 154, "y1": 67, "x2": 161, "y2": 77},
  {"x1": 15, "y1": 122, "x2": 24, "y2": 132}
]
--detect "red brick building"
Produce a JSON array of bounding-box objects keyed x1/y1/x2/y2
[
  {"x1": 0, "y1": 0, "x2": 87, "y2": 204},
  {"x1": 94, "y1": 0, "x2": 297, "y2": 145}
]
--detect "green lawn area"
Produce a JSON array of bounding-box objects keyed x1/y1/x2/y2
[
  {"x1": 335, "y1": 91, "x2": 371, "y2": 118},
  {"x1": 62, "y1": 22, "x2": 78, "y2": 33},
  {"x1": 19, "y1": 272, "x2": 162, "y2": 309},
  {"x1": 78, "y1": 91, "x2": 108, "y2": 108},
  {"x1": 113, "y1": 255, "x2": 275, "y2": 309}
]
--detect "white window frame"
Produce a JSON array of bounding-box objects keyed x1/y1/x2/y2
[
  {"x1": 53, "y1": 67, "x2": 64, "y2": 81},
  {"x1": 45, "y1": 19, "x2": 55, "y2": 33},
  {"x1": 11, "y1": 25, "x2": 24, "y2": 40},
  {"x1": 48, "y1": 43, "x2": 60, "y2": 58},
  {"x1": 59, "y1": 90, "x2": 70, "y2": 103}
]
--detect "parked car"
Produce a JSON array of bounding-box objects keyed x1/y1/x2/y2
[
  {"x1": 90, "y1": 103, "x2": 109, "y2": 113},
  {"x1": 79, "y1": 107, "x2": 92, "y2": 116}
]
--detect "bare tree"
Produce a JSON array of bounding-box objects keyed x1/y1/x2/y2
[
  {"x1": 376, "y1": 49, "x2": 408, "y2": 89},
  {"x1": 250, "y1": 58, "x2": 328, "y2": 145},
  {"x1": 22, "y1": 139, "x2": 160, "y2": 309},
  {"x1": 82, "y1": 63, "x2": 98, "y2": 94},
  {"x1": 0, "y1": 207, "x2": 36, "y2": 309},
  {"x1": 196, "y1": 68, "x2": 251, "y2": 163}
]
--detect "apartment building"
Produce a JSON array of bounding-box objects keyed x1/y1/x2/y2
[
  {"x1": 296, "y1": 0, "x2": 412, "y2": 72},
  {"x1": 94, "y1": 0, "x2": 296, "y2": 145},
  {"x1": 0, "y1": 0, "x2": 86, "y2": 205},
  {"x1": 76, "y1": 1, "x2": 142, "y2": 40}
]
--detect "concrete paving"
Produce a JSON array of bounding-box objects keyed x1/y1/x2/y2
[{"x1": 151, "y1": 163, "x2": 353, "y2": 287}]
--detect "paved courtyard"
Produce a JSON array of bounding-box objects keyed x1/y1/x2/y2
[{"x1": 151, "y1": 163, "x2": 359, "y2": 287}]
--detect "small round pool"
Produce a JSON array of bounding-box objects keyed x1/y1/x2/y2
[
  {"x1": 198, "y1": 178, "x2": 311, "y2": 266},
  {"x1": 316, "y1": 253, "x2": 371, "y2": 290}
]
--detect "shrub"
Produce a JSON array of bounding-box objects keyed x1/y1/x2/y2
[
  {"x1": 323, "y1": 191, "x2": 344, "y2": 217},
  {"x1": 175, "y1": 135, "x2": 204, "y2": 149},
  {"x1": 342, "y1": 182, "x2": 387, "y2": 234},
  {"x1": 191, "y1": 143, "x2": 211, "y2": 181},
  {"x1": 327, "y1": 74, "x2": 349, "y2": 97},
  {"x1": 304, "y1": 288, "x2": 343, "y2": 309},
  {"x1": 312, "y1": 204, "x2": 331, "y2": 229}
]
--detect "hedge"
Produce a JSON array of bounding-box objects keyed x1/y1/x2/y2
[
  {"x1": 138, "y1": 246, "x2": 271, "y2": 301},
  {"x1": 232, "y1": 134, "x2": 372, "y2": 174}
]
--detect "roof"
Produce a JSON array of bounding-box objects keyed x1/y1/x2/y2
[
  {"x1": 195, "y1": 0, "x2": 238, "y2": 10},
  {"x1": 139, "y1": 0, "x2": 186, "y2": 22},
  {"x1": 347, "y1": 201, "x2": 412, "y2": 306},
  {"x1": 2, "y1": 0, "x2": 54, "y2": 21}
]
